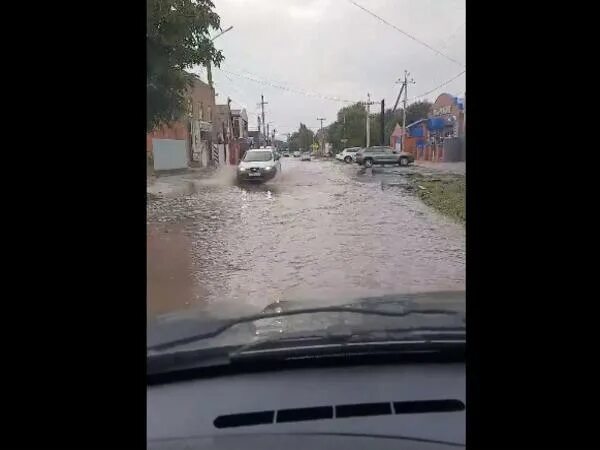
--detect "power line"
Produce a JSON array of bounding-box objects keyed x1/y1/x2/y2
[
  {"x1": 218, "y1": 71, "x2": 260, "y2": 115},
  {"x1": 409, "y1": 70, "x2": 466, "y2": 102},
  {"x1": 348, "y1": 0, "x2": 466, "y2": 68},
  {"x1": 216, "y1": 67, "x2": 358, "y2": 104}
]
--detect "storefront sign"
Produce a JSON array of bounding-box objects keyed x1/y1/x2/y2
[{"x1": 432, "y1": 105, "x2": 453, "y2": 116}]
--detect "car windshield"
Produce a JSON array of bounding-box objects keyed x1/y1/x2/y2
[
  {"x1": 243, "y1": 151, "x2": 272, "y2": 161},
  {"x1": 147, "y1": 0, "x2": 465, "y2": 358}
]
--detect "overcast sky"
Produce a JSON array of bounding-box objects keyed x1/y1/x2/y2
[{"x1": 194, "y1": 0, "x2": 465, "y2": 140}]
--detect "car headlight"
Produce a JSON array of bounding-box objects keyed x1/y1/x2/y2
[
  {"x1": 264, "y1": 166, "x2": 272, "y2": 171},
  {"x1": 238, "y1": 167, "x2": 246, "y2": 172}
]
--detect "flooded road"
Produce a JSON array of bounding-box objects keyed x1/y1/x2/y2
[{"x1": 147, "y1": 158, "x2": 465, "y2": 320}]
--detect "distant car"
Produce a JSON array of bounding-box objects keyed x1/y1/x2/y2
[
  {"x1": 335, "y1": 147, "x2": 361, "y2": 163},
  {"x1": 300, "y1": 152, "x2": 311, "y2": 161},
  {"x1": 293, "y1": 151, "x2": 301, "y2": 157},
  {"x1": 282, "y1": 151, "x2": 290, "y2": 157},
  {"x1": 355, "y1": 146, "x2": 414, "y2": 167},
  {"x1": 237, "y1": 148, "x2": 282, "y2": 182}
]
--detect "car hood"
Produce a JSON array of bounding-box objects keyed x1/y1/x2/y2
[
  {"x1": 148, "y1": 291, "x2": 465, "y2": 353},
  {"x1": 239, "y1": 160, "x2": 275, "y2": 169}
]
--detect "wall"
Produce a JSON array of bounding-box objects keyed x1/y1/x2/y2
[
  {"x1": 147, "y1": 77, "x2": 216, "y2": 167},
  {"x1": 430, "y1": 93, "x2": 464, "y2": 137},
  {"x1": 213, "y1": 105, "x2": 231, "y2": 144},
  {"x1": 152, "y1": 139, "x2": 188, "y2": 171},
  {"x1": 188, "y1": 78, "x2": 216, "y2": 123},
  {"x1": 147, "y1": 122, "x2": 188, "y2": 158}
]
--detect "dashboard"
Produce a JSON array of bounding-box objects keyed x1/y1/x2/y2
[{"x1": 148, "y1": 363, "x2": 465, "y2": 449}]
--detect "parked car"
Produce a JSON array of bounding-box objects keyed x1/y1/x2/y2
[
  {"x1": 335, "y1": 147, "x2": 361, "y2": 163},
  {"x1": 293, "y1": 150, "x2": 301, "y2": 157},
  {"x1": 300, "y1": 151, "x2": 311, "y2": 161},
  {"x1": 355, "y1": 146, "x2": 414, "y2": 167},
  {"x1": 282, "y1": 151, "x2": 290, "y2": 157},
  {"x1": 237, "y1": 148, "x2": 282, "y2": 182}
]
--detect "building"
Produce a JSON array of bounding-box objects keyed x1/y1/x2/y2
[
  {"x1": 212, "y1": 104, "x2": 250, "y2": 165},
  {"x1": 146, "y1": 75, "x2": 216, "y2": 170},
  {"x1": 231, "y1": 109, "x2": 248, "y2": 140},
  {"x1": 247, "y1": 130, "x2": 265, "y2": 148},
  {"x1": 428, "y1": 93, "x2": 464, "y2": 141},
  {"x1": 389, "y1": 124, "x2": 405, "y2": 150},
  {"x1": 389, "y1": 93, "x2": 465, "y2": 162},
  {"x1": 426, "y1": 93, "x2": 465, "y2": 162}
]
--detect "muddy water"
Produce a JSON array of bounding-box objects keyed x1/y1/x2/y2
[{"x1": 147, "y1": 158, "x2": 465, "y2": 319}]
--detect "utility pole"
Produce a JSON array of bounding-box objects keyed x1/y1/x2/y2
[
  {"x1": 257, "y1": 94, "x2": 268, "y2": 147},
  {"x1": 365, "y1": 93, "x2": 375, "y2": 147},
  {"x1": 399, "y1": 70, "x2": 415, "y2": 151},
  {"x1": 257, "y1": 116, "x2": 261, "y2": 148},
  {"x1": 227, "y1": 97, "x2": 233, "y2": 139},
  {"x1": 206, "y1": 26, "x2": 233, "y2": 88},
  {"x1": 380, "y1": 99, "x2": 385, "y2": 146},
  {"x1": 317, "y1": 117, "x2": 326, "y2": 155}
]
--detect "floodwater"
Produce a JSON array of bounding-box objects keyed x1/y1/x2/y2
[{"x1": 147, "y1": 158, "x2": 465, "y2": 320}]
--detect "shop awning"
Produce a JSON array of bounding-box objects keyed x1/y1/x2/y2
[{"x1": 428, "y1": 116, "x2": 455, "y2": 130}]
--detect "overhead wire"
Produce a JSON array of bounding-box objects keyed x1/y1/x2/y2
[
  {"x1": 216, "y1": 66, "x2": 359, "y2": 104},
  {"x1": 408, "y1": 70, "x2": 466, "y2": 102},
  {"x1": 347, "y1": 0, "x2": 465, "y2": 69}
]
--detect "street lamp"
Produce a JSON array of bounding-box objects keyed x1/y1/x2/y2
[
  {"x1": 206, "y1": 26, "x2": 233, "y2": 88},
  {"x1": 211, "y1": 26, "x2": 233, "y2": 42}
]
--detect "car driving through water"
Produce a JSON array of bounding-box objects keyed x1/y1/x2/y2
[{"x1": 237, "y1": 148, "x2": 282, "y2": 183}]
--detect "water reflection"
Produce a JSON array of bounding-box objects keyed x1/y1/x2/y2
[{"x1": 147, "y1": 159, "x2": 465, "y2": 320}]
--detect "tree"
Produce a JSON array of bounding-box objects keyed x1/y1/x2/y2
[
  {"x1": 324, "y1": 100, "x2": 432, "y2": 151},
  {"x1": 147, "y1": 0, "x2": 225, "y2": 131},
  {"x1": 288, "y1": 123, "x2": 315, "y2": 152}
]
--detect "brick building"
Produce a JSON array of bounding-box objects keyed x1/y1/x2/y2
[
  {"x1": 389, "y1": 93, "x2": 465, "y2": 162},
  {"x1": 147, "y1": 75, "x2": 216, "y2": 168}
]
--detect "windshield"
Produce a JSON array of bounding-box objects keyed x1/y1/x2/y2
[
  {"x1": 147, "y1": 0, "x2": 465, "y2": 353},
  {"x1": 243, "y1": 151, "x2": 273, "y2": 162}
]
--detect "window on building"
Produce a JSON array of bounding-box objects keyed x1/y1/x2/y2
[{"x1": 207, "y1": 105, "x2": 212, "y2": 122}]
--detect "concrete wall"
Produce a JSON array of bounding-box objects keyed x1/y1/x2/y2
[
  {"x1": 153, "y1": 139, "x2": 188, "y2": 171},
  {"x1": 147, "y1": 122, "x2": 188, "y2": 158}
]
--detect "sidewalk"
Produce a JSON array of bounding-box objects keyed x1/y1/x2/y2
[{"x1": 414, "y1": 161, "x2": 465, "y2": 176}]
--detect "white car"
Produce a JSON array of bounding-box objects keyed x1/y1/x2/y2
[
  {"x1": 300, "y1": 152, "x2": 311, "y2": 161},
  {"x1": 336, "y1": 147, "x2": 361, "y2": 163},
  {"x1": 237, "y1": 148, "x2": 282, "y2": 182}
]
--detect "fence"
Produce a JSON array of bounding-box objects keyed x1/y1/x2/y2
[{"x1": 404, "y1": 136, "x2": 465, "y2": 162}]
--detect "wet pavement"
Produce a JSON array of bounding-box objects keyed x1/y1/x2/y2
[{"x1": 147, "y1": 158, "x2": 465, "y2": 320}]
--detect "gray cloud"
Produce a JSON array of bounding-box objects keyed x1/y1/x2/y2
[{"x1": 203, "y1": 0, "x2": 465, "y2": 138}]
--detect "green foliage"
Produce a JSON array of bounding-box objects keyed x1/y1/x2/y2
[
  {"x1": 288, "y1": 123, "x2": 315, "y2": 152},
  {"x1": 325, "y1": 101, "x2": 432, "y2": 151},
  {"x1": 415, "y1": 174, "x2": 465, "y2": 224},
  {"x1": 147, "y1": 0, "x2": 225, "y2": 131}
]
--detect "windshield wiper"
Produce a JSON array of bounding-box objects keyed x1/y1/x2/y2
[
  {"x1": 148, "y1": 306, "x2": 462, "y2": 352},
  {"x1": 229, "y1": 326, "x2": 465, "y2": 359}
]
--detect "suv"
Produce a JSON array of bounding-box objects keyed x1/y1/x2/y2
[
  {"x1": 355, "y1": 146, "x2": 414, "y2": 167},
  {"x1": 335, "y1": 147, "x2": 361, "y2": 163}
]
